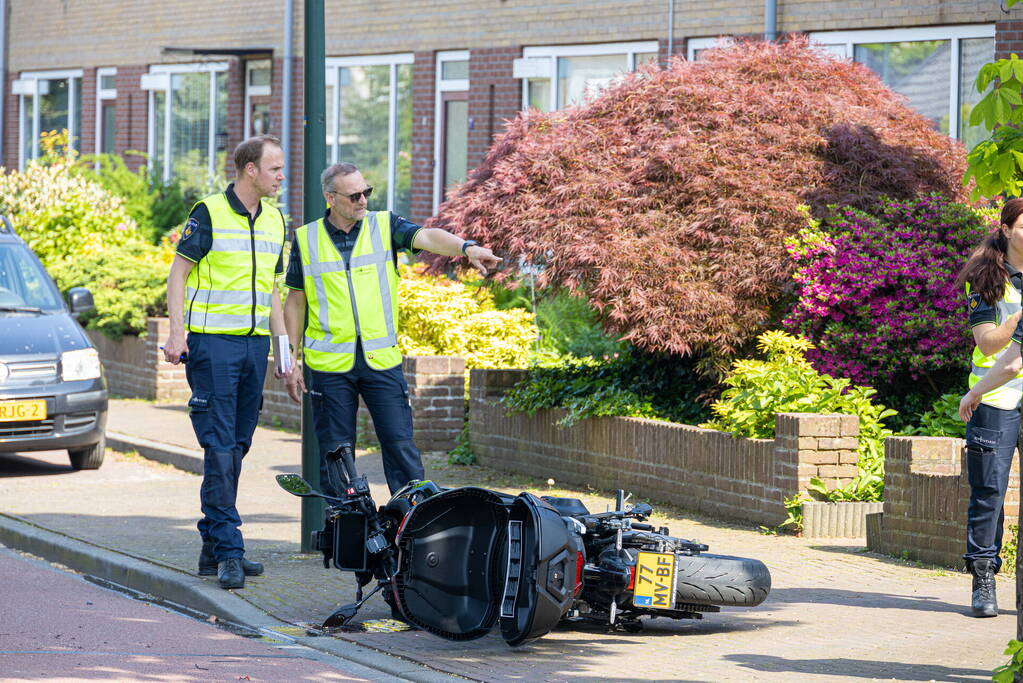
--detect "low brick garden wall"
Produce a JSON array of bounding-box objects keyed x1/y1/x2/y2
[
  {"x1": 469, "y1": 368, "x2": 863, "y2": 529},
  {"x1": 91, "y1": 318, "x2": 465, "y2": 453},
  {"x1": 867, "y1": 436, "x2": 1020, "y2": 569}
]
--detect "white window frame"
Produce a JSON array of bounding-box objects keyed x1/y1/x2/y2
[
  {"x1": 144, "y1": 61, "x2": 229, "y2": 182},
  {"x1": 808, "y1": 24, "x2": 995, "y2": 142},
  {"x1": 433, "y1": 50, "x2": 470, "y2": 211},
  {"x1": 518, "y1": 41, "x2": 659, "y2": 111},
  {"x1": 95, "y1": 67, "x2": 116, "y2": 162},
  {"x1": 686, "y1": 37, "x2": 732, "y2": 61},
  {"x1": 325, "y1": 53, "x2": 415, "y2": 211},
  {"x1": 244, "y1": 59, "x2": 271, "y2": 138},
  {"x1": 14, "y1": 68, "x2": 83, "y2": 170}
]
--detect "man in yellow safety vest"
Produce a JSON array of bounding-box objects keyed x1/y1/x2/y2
[
  {"x1": 163, "y1": 135, "x2": 289, "y2": 590},
  {"x1": 283, "y1": 162, "x2": 500, "y2": 494}
]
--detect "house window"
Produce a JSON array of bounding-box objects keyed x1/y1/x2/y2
[
  {"x1": 515, "y1": 41, "x2": 660, "y2": 111},
  {"x1": 245, "y1": 60, "x2": 273, "y2": 137},
  {"x1": 434, "y1": 50, "x2": 470, "y2": 210},
  {"x1": 96, "y1": 67, "x2": 117, "y2": 156},
  {"x1": 143, "y1": 62, "x2": 229, "y2": 184},
  {"x1": 325, "y1": 54, "x2": 414, "y2": 217},
  {"x1": 689, "y1": 25, "x2": 995, "y2": 146},
  {"x1": 13, "y1": 69, "x2": 83, "y2": 169}
]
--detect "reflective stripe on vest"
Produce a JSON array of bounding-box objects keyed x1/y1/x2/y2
[
  {"x1": 298, "y1": 211, "x2": 401, "y2": 372},
  {"x1": 968, "y1": 280, "x2": 1023, "y2": 410},
  {"x1": 184, "y1": 193, "x2": 284, "y2": 336}
]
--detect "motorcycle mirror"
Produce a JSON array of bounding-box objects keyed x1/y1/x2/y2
[
  {"x1": 630, "y1": 502, "x2": 653, "y2": 518},
  {"x1": 275, "y1": 473, "x2": 317, "y2": 497}
]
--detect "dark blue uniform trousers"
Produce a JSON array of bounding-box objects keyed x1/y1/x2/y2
[
  {"x1": 185, "y1": 332, "x2": 269, "y2": 562},
  {"x1": 309, "y1": 350, "x2": 424, "y2": 496},
  {"x1": 964, "y1": 402, "x2": 1020, "y2": 572}
]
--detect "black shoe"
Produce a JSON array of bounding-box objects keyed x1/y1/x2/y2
[
  {"x1": 217, "y1": 558, "x2": 245, "y2": 589},
  {"x1": 971, "y1": 558, "x2": 998, "y2": 617},
  {"x1": 199, "y1": 542, "x2": 264, "y2": 577}
]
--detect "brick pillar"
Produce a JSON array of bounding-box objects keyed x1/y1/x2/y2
[
  {"x1": 355, "y1": 355, "x2": 465, "y2": 453},
  {"x1": 79, "y1": 69, "x2": 97, "y2": 156},
  {"x1": 410, "y1": 51, "x2": 436, "y2": 225},
  {"x1": 774, "y1": 413, "x2": 860, "y2": 492},
  {"x1": 996, "y1": 20, "x2": 1023, "y2": 60},
  {"x1": 467, "y1": 46, "x2": 521, "y2": 171},
  {"x1": 116, "y1": 65, "x2": 149, "y2": 173},
  {"x1": 148, "y1": 318, "x2": 189, "y2": 402}
]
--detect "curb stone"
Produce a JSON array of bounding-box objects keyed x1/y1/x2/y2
[{"x1": 0, "y1": 512, "x2": 468, "y2": 683}]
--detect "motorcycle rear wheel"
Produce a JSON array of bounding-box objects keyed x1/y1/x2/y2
[{"x1": 673, "y1": 553, "x2": 771, "y2": 607}]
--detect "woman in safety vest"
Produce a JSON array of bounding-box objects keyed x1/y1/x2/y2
[{"x1": 955, "y1": 197, "x2": 1023, "y2": 618}]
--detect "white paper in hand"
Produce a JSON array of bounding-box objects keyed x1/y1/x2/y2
[{"x1": 273, "y1": 335, "x2": 293, "y2": 374}]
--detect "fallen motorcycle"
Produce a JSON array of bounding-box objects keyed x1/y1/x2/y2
[{"x1": 276, "y1": 444, "x2": 771, "y2": 646}]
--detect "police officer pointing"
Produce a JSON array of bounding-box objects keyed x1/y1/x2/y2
[
  {"x1": 283, "y1": 162, "x2": 500, "y2": 495},
  {"x1": 164, "y1": 135, "x2": 289, "y2": 590}
]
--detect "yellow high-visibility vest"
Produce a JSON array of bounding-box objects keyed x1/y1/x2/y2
[
  {"x1": 296, "y1": 211, "x2": 401, "y2": 372},
  {"x1": 184, "y1": 193, "x2": 285, "y2": 336},
  {"x1": 968, "y1": 280, "x2": 1023, "y2": 410}
]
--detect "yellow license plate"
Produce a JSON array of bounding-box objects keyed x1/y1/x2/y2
[
  {"x1": 0, "y1": 399, "x2": 47, "y2": 422},
  {"x1": 633, "y1": 551, "x2": 676, "y2": 610}
]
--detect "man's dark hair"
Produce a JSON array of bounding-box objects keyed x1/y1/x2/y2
[{"x1": 234, "y1": 135, "x2": 282, "y2": 173}]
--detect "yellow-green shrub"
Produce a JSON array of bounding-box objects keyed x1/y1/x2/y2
[
  {"x1": 398, "y1": 263, "x2": 538, "y2": 369},
  {"x1": 0, "y1": 131, "x2": 142, "y2": 266}
]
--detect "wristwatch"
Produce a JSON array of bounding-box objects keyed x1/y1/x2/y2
[{"x1": 461, "y1": 239, "x2": 478, "y2": 255}]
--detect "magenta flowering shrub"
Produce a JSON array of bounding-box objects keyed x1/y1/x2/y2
[{"x1": 784, "y1": 196, "x2": 993, "y2": 397}]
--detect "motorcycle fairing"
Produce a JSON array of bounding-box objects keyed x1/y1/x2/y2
[
  {"x1": 392, "y1": 487, "x2": 580, "y2": 646},
  {"x1": 392, "y1": 487, "x2": 510, "y2": 640}
]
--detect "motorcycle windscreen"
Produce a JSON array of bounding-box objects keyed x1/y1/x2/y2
[
  {"x1": 499, "y1": 492, "x2": 581, "y2": 647},
  {"x1": 392, "y1": 487, "x2": 511, "y2": 640}
]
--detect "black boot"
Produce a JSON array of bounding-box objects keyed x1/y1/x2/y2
[
  {"x1": 217, "y1": 558, "x2": 245, "y2": 589},
  {"x1": 971, "y1": 558, "x2": 998, "y2": 617},
  {"x1": 199, "y1": 542, "x2": 264, "y2": 577}
]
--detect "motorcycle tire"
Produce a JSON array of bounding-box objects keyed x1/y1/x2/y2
[{"x1": 673, "y1": 553, "x2": 771, "y2": 607}]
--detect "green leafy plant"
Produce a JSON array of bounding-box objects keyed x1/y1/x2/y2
[
  {"x1": 48, "y1": 241, "x2": 171, "y2": 339},
  {"x1": 447, "y1": 422, "x2": 476, "y2": 466},
  {"x1": 993, "y1": 639, "x2": 1023, "y2": 683},
  {"x1": 74, "y1": 152, "x2": 190, "y2": 242},
  {"x1": 902, "y1": 392, "x2": 966, "y2": 438},
  {"x1": 503, "y1": 350, "x2": 711, "y2": 427},
  {"x1": 1003, "y1": 523, "x2": 1019, "y2": 579},
  {"x1": 702, "y1": 330, "x2": 895, "y2": 502},
  {"x1": 0, "y1": 131, "x2": 142, "y2": 267},
  {"x1": 964, "y1": 52, "x2": 1023, "y2": 200}
]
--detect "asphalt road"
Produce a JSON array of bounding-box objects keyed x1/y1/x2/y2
[{"x1": 0, "y1": 544, "x2": 384, "y2": 682}]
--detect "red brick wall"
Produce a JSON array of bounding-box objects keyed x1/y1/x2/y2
[
  {"x1": 467, "y1": 46, "x2": 521, "y2": 173},
  {"x1": 410, "y1": 51, "x2": 436, "y2": 225},
  {"x1": 469, "y1": 368, "x2": 861, "y2": 527},
  {"x1": 79, "y1": 69, "x2": 96, "y2": 156},
  {"x1": 867, "y1": 436, "x2": 1020, "y2": 569},
  {"x1": 996, "y1": 20, "x2": 1023, "y2": 60},
  {"x1": 4, "y1": 73, "x2": 17, "y2": 170}
]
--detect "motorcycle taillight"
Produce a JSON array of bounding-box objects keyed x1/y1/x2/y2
[
  {"x1": 574, "y1": 551, "x2": 584, "y2": 596},
  {"x1": 626, "y1": 564, "x2": 636, "y2": 591}
]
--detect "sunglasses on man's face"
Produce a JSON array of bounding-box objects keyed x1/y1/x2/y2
[{"x1": 331, "y1": 187, "x2": 373, "y2": 202}]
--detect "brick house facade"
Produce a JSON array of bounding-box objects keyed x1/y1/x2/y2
[{"x1": 1, "y1": 1, "x2": 1014, "y2": 228}]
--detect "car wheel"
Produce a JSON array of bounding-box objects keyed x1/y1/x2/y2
[{"x1": 69, "y1": 434, "x2": 105, "y2": 470}]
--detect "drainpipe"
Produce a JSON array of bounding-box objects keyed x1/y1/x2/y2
[
  {"x1": 281, "y1": 0, "x2": 294, "y2": 216},
  {"x1": 667, "y1": 0, "x2": 674, "y2": 61},
  {"x1": 0, "y1": 0, "x2": 7, "y2": 163},
  {"x1": 765, "y1": 0, "x2": 777, "y2": 42}
]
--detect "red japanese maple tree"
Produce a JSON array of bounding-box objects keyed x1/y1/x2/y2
[{"x1": 425, "y1": 37, "x2": 968, "y2": 356}]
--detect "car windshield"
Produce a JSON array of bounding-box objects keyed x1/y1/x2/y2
[{"x1": 0, "y1": 243, "x2": 63, "y2": 311}]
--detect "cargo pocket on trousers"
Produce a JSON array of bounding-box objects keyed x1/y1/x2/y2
[
  {"x1": 188, "y1": 391, "x2": 212, "y2": 415},
  {"x1": 966, "y1": 426, "x2": 1002, "y2": 488}
]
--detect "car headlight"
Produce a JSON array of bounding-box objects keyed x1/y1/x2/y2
[{"x1": 61, "y1": 348, "x2": 102, "y2": 381}]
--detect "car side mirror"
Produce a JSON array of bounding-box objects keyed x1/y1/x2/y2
[{"x1": 67, "y1": 287, "x2": 94, "y2": 318}]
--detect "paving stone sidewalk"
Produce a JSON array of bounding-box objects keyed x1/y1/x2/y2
[{"x1": 0, "y1": 398, "x2": 1015, "y2": 682}]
